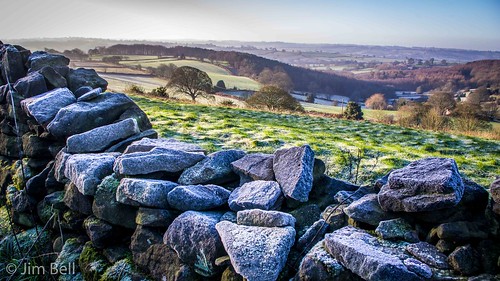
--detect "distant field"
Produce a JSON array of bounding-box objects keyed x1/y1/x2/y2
[
  {"x1": 130, "y1": 94, "x2": 499, "y2": 187},
  {"x1": 116, "y1": 56, "x2": 261, "y2": 91},
  {"x1": 302, "y1": 103, "x2": 397, "y2": 120}
]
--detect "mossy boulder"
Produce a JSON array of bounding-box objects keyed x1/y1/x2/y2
[{"x1": 79, "y1": 242, "x2": 109, "y2": 281}]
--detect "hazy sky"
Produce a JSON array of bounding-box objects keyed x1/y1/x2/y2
[{"x1": 2, "y1": 0, "x2": 500, "y2": 50}]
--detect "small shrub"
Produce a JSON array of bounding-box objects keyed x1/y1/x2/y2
[
  {"x1": 150, "y1": 86, "x2": 169, "y2": 98},
  {"x1": 343, "y1": 101, "x2": 363, "y2": 120},
  {"x1": 125, "y1": 84, "x2": 145, "y2": 95},
  {"x1": 220, "y1": 100, "x2": 235, "y2": 107}
]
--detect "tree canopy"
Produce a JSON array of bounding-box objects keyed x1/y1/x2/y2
[
  {"x1": 167, "y1": 66, "x2": 213, "y2": 101},
  {"x1": 343, "y1": 101, "x2": 363, "y2": 120},
  {"x1": 246, "y1": 86, "x2": 303, "y2": 112},
  {"x1": 365, "y1": 93, "x2": 387, "y2": 110}
]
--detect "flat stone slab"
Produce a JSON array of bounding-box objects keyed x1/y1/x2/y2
[
  {"x1": 228, "y1": 180, "x2": 283, "y2": 211},
  {"x1": 21, "y1": 87, "x2": 76, "y2": 126},
  {"x1": 113, "y1": 147, "x2": 205, "y2": 176},
  {"x1": 324, "y1": 226, "x2": 423, "y2": 281},
  {"x1": 273, "y1": 145, "x2": 314, "y2": 202},
  {"x1": 124, "y1": 138, "x2": 205, "y2": 154},
  {"x1": 66, "y1": 118, "x2": 140, "y2": 153},
  {"x1": 405, "y1": 242, "x2": 450, "y2": 269},
  {"x1": 216, "y1": 221, "x2": 295, "y2": 281},
  {"x1": 378, "y1": 158, "x2": 464, "y2": 212},
  {"x1": 116, "y1": 178, "x2": 177, "y2": 208},
  {"x1": 167, "y1": 184, "x2": 230, "y2": 211},
  {"x1": 64, "y1": 153, "x2": 119, "y2": 196},
  {"x1": 237, "y1": 209, "x2": 295, "y2": 227}
]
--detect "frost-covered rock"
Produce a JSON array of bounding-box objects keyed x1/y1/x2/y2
[
  {"x1": 66, "y1": 118, "x2": 140, "y2": 153},
  {"x1": 124, "y1": 137, "x2": 205, "y2": 154},
  {"x1": 273, "y1": 145, "x2": 314, "y2": 202},
  {"x1": 375, "y1": 218, "x2": 419, "y2": 242},
  {"x1": 215, "y1": 221, "x2": 295, "y2": 281},
  {"x1": 27, "y1": 51, "x2": 69, "y2": 72},
  {"x1": 164, "y1": 211, "x2": 226, "y2": 277},
  {"x1": 231, "y1": 153, "x2": 275, "y2": 182},
  {"x1": 167, "y1": 184, "x2": 230, "y2": 211},
  {"x1": 344, "y1": 193, "x2": 397, "y2": 226},
  {"x1": 21, "y1": 87, "x2": 76, "y2": 126},
  {"x1": 116, "y1": 178, "x2": 177, "y2": 208},
  {"x1": 228, "y1": 180, "x2": 283, "y2": 211},
  {"x1": 113, "y1": 147, "x2": 205, "y2": 176},
  {"x1": 378, "y1": 158, "x2": 464, "y2": 212},
  {"x1": 237, "y1": 209, "x2": 295, "y2": 227},
  {"x1": 405, "y1": 242, "x2": 450, "y2": 269},
  {"x1": 179, "y1": 149, "x2": 246, "y2": 185}
]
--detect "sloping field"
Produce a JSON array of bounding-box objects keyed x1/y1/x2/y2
[{"x1": 130, "y1": 94, "x2": 500, "y2": 187}]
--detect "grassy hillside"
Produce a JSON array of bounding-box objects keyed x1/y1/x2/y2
[
  {"x1": 130, "y1": 94, "x2": 499, "y2": 187},
  {"x1": 116, "y1": 56, "x2": 261, "y2": 90}
]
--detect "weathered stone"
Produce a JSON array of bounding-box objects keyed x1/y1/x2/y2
[
  {"x1": 13, "y1": 71, "x2": 48, "y2": 98},
  {"x1": 53, "y1": 148, "x2": 71, "y2": 183},
  {"x1": 66, "y1": 118, "x2": 140, "y2": 153},
  {"x1": 21, "y1": 87, "x2": 76, "y2": 126},
  {"x1": 221, "y1": 266, "x2": 244, "y2": 281},
  {"x1": 27, "y1": 51, "x2": 69, "y2": 72},
  {"x1": 231, "y1": 153, "x2": 275, "y2": 182},
  {"x1": 25, "y1": 161, "x2": 52, "y2": 200},
  {"x1": 135, "y1": 244, "x2": 199, "y2": 281},
  {"x1": 124, "y1": 137, "x2": 205, "y2": 154},
  {"x1": 448, "y1": 245, "x2": 481, "y2": 276},
  {"x1": 113, "y1": 147, "x2": 205, "y2": 176},
  {"x1": 103, "y1": 246, "x2": 130, "y2": 264},
  {"x1": 297, "y1": 219, "x2": 329, "y2": 252},
  {"x1": 216, "y1": 221, "x2": 295, "y2": 281},
  {"x1": 47, "y1": 92, "x2": 134, "y2": 138},
  {"x1": 344, "y1": 193, "x2": 397, "y2": 226},
  {"x1": 179, "y1": 149, "x2": 246, "y2": 185},
  {"x1": 291, "y1": 204, "x2": 322, "y2": 237},
  {"x1": 321, "y1": 204, "x2": 347, "y2": 230},
  {"x1": 73, "y1": 86, "x2": 93, "y2": 97},
  {"x1": 313, "y1": 158, "x2": 326, "y2": 183},
  {"x1": 405, "y1": 242, "x2": 450, "y2": 269},
  {"x1": 378, "y1": 158, "x2": 464, "y2": 212},
  {"x1": 164, "y1": 211, "x2": 226, "y2": 277},
  {"x1": 117, "y1": 104, "x2": 153, "y2": 132},
  {"x1": 0, "y1": 134, "x2": 20, "y2": 158},
  {"x1": 433, "y1": 221, "x2": 488, "y2": 242},
  {"x1": 22, "y1": 134, "x2": 53, "y2": 158},
  {"x1": 324, "y1": 226, "x2": 421, "y2": 281},
  {"x1": 84, "y1": 216, "x2": 114, "y2": 249},
  {"x1": 168, "y1": 184, "x2": 230, "y2": 211},
  {"x1": 64, "y1": 153, "x2": 118, "y2": 196},
  {"x1": 228, "y1": 180, "x2": 283, "y2": 211},
  {"x1": 116, "y1": 178, "x2": 177, "y2": 208},
  {"x1": 39, "y1": 66, "x2": 67, "y2": 88},
  {"x1": 237, "y1": 209, "x2": 295, "y2": 227},
  {"x1": 491, "y1": 178, "x2": 500, "y2": 203},
  {"x1": 105, "y1": 129, "x2": 158, "y2": 153},
  {"x1": 63, "y1": 183, "x2": 93, "y2": 215},
  {"x1": 135, "y1": 207, "x2": 175, "y2": 228},
  {"x1": 403, "y1": 258, "x2": 432, "y2": 279},
  {"x1": 375, "y1": 218, "x2": 419, "y2": 242},
  {"x1": 293, "y1": 240, "x2": 358, "y2": 281},
  {"x1": 220, "y1": 211, "x2": 237, "y2": 223},
  {"x1": 67, "y1": 68, "x2": 107, "y2": 92},
  {"x1": 131, "y1": 225, "x2": 163, "y2": 257},
  {"x1": 93, "y1": 175, "x2": 137, "y2": 229},
  {"x1": 100, "y1": 259, "x2": 144, "y2": 280},
  {"x1": 1, "y1": 45, "x2": 25, "y2": 82},
  {"x1": 78, "y1": 242, "x2": 109, "y2": 280},
  {"x1": 273, "y1": 145, "x2": 314, "y2": 202},
  {"x1": 53, "y1": 238, "x2": 84, "y2": 275},
  {"x1": 77, "y1": 87, "x2": 102, "y2": 102},
  {"x1": 334, "y1": 185, "x2": 376, "y2": 205},
  {"x1": 477, "y1": 240, "x2": 500, "y2": 274}
]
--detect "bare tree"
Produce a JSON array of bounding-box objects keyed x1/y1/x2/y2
[
  {"x1": 365, "y1": 93, "x2": 387, "y2": 110},
  {"x1": 167, "y1": 66, "x2": 213, "y2": 101},
  {"x1": 246, "y1": 86, "x2": 303, "y2": 112}
]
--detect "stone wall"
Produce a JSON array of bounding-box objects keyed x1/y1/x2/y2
[{"x1": 0, "y1": 43, "x2": 499, "y2": 280}]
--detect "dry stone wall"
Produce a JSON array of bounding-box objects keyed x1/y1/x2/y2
[{"x1": 0, "y1": 43, "x2": 499, "y2": 281}]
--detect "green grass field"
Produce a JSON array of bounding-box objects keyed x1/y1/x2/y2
[
  {"x1": 302, "y1": 103, "x2": 397, "y2": 120},
  {"x1": 130, "y1": 94, "x2": 500, "y2": 187},
  {"x1": 116, "y1": 56, "x2": 261, "y2": 91}
]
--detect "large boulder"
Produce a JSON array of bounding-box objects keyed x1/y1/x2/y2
[
  {"x1": 378, "y1": 158, "x2": 464, "y2": 212},
  {"x1": 237, "y1": 209, "x2": 295, "y2": 228},
  {"x1": 64, "y1": 153, "x2": 119, "y2": 196},
  {"x1": 1, "y1": 45, "x2": 26, "y2": 82},
  {"x1": 448, "y1": 245, "x2": 481, "y2": 276},
  {"x1": 21, "y1": 87, "x2": 76, "y2": 126},
  {"x1": 66, "y1": 118, "x2": 140, "y2": 153},
  {"x1": 178, "y1": 150, "x2": 246, "y2": 185},
  {"x1": 116, "y1": 178, "x2": 177, "y2": 208},
  {"x1": 13, "y1": 71, "x2": 48, "y2": 98},
  {"x1": 215, "y1": 221, "x2": 295, "y2": 281},
  {"x1": 324, "y1": 226, "x2": 423, "y2": 281},
  {"x1": 92, "y1": 175, "x2": 137, "y2": 229},
  {"x1": 344, "y1": 193, "x2": 397, "y2": 226},
  {"x1": 167, "y1": 184, "x2": 230, "y2": 211},
  {"x1": 231, "y1": 153, "x2": 275, "y2": 182},
  {"x1": 228, "y1": 180, "x2": 283, "y2": 211},
  {"x1": 273, "y1": 145, "x2": 314, "y2": 202},
  {"x1": 67, "y1": 68, "x2": 108, "y2": 92},
  {"x1": 164, "y1": 211, "x2": 226, "y2": 277},
  {"x1": 124, "y1": 137, "x2": 205, "y2": 154},
  {"x1": 27, "y1": 51, "x2": 70, "y2": 72},
  {"x1": 113, "y1": 147, "x2": 205, "y2": 176},
  {"x1": 47, "y1": 92, "x2": 135, "y2": 138}
]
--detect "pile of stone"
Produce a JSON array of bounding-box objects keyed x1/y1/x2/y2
[{"x1": 0, "y1": 43, "x2": 499, "y2": 281}]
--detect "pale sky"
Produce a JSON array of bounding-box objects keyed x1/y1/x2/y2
[{"x1": 1, "y1": 0, "x2": 500, "y2": 50}]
